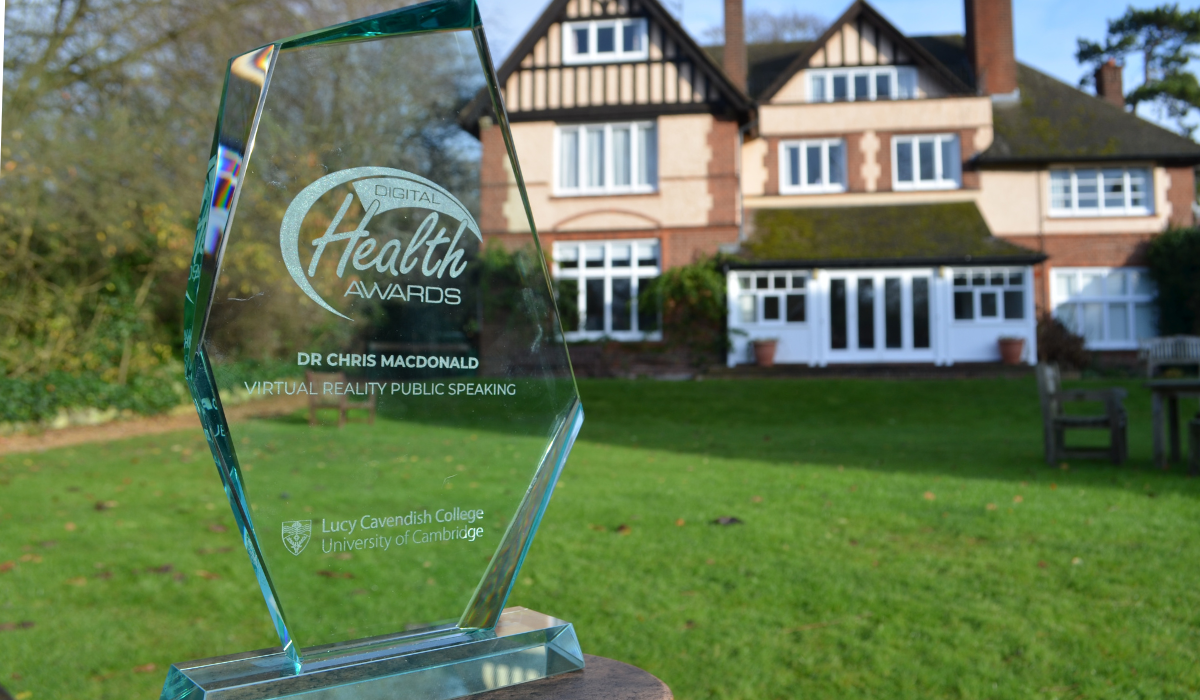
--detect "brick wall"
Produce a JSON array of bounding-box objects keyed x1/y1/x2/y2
[
  {"x1": 479, "y1": 123, "x2": 510, "y2": 235},
  {"x1": 965, "y1": 0, "x2": 1018, "y2": 96},
  {"x1": 1167, "y1": 166, "x2": 1196, "y2": 228},
  {"x1": 764, "y1": 137, "x2": 780, "y2": 195},
  {"x1": 876, "y1": 132, "x2": 893, "y2": 192},
  {"x1": 845, "y1": 132, "x2": 865, "y2": 192},
  {"x1": 484, "y1": 225, "x2": 739, "y2": 271},
  {"x1": 1004, "y1": 232, "x2": 1157, "y2": 314},
  {"x1": 707, "y1": 118, "x2": 740, "y2": 226}
]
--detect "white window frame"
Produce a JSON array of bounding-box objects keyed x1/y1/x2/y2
[
  {"x1": 1048, "y1": 167, "x2": 1154, "y2": 217},
  {"x1": 733, "y1": 271, "x2": 810, "y2": 325},
  {"x1": 1050, "y1": 267, "x2": 1157, "y2": 350},
  {"x1": 950, "y1": 268, "x2": 1029, "y2": 324},
  {"x1": 561, "y1": 18, "x2": 649, "y2": 65},
  {"x1": 892, "y1": 133, "x2": 960, "y2": 191},
  {"x1": 555, "y1": 121, "x2": 657, "y2": 196},
  {"x1": 553, "y1": 239, "x2": 661, "y2": 341},
  {"x1": 808, "y1": 66, "x2": 917, "y2": 103},
  {"x1": 779, "y1": 139, "x2": 847, "y2": 194}
]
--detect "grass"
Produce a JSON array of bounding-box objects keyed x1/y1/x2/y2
[{"x1": 2, "y1": 377, "x2": 1200, "y2": 699}]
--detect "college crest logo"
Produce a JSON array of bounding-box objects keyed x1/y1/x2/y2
[
  {"x1": 279, "y1": 167, "x2": 482, "y2": 321},
  {"x1": 282, "y1": 520, "x2": 312, "y2": 556}
]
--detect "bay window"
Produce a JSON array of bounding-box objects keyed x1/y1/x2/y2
[{"x1": 1052, "y1": 268, "x2": 1156, "y2": 348}]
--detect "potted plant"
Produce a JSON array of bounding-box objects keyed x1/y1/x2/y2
[
  {"x1": 998, "y1": 336, "x2": 1026, "y2": 365},
  {"x1": 753, "y1": 338, "x2": 779, "y2": 368}
]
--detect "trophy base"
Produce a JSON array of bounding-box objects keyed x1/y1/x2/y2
[{"x1": 159, "y1": 607, "x2": 584, "y2": 700}]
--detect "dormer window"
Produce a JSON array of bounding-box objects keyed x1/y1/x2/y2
[
  {"x1": 562, "y1": 18, "x2": 648, "y2": 65},
  {"x1": 809, "y1": 67, "x2": 917, "y2": 102}
]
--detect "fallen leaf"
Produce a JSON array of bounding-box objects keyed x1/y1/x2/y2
[
  {"x1": 616, "y1": 524, "x2": 632, "y2": 535},
  {"x1": 705, "y1": 558, "x2": 715, "y2": 565},
  {"x1": 675, "y1": 518, "x2": 686, "y2": 527},
  {"x1": 1013, "y1": 495, "x2": 1024, "y2": 503},
  {"x1": 751, "y1": 495, "x2": 763, "y2": 503},
  {"x1": 0, "y1": 621, "x2": 35, "y2": 632},
  {"x1": 18, "y1": 554, "x2": 41, "y2": 563},
  {"x1": 1072, "y1": 557, "x2": 1083, "y2": 565},
  {"x1": 15, "y1": 691, "x2": 31, "y2": 700},
  {"x1": 0, "y1": 561, "x2": 13, "y2": 573},
  {"x1": 132, "y1": 663, "x2": 157, "y2": 673},
  {"x1": 588, "y1": 524, "x2": 606, "y2": 532},
  {"x1": 685, "y1": 620, "x2": 696, "y2": 629},
  {"x1": 64, "y1": 522, "x2": 77, "y2": 532},
  {"x1": 65, "y1": 577, "x2": 87, "y2": 586},
  {"x1": 710, "y1": 516, "x2": 743, "y2": 526},
  {"x1": 207, "y1": 524, "x2": 228, "y2": 533},
  {"x1": 147, "y1": 564, "x2": 173, "y2": 574},
  {"x1": 1050, "y1": 483, "x2": 1057, "y2": 490},
  {"x1": 923, "y1": 492, "x2": 936, "y2": 501},
  {"x1": 195, "y1": 570, "x2": 221, "y2": 580},
  {"x1": 849, "y1": 539, "x2": 859, "y2": 546},
  {"x1": 1037, "y1": 561, "x2": 1048, "y2": 569},
  {"x1": 986, "y1": 503, "x2": 997, "y2": 511},
  {"x1": 94, "y1": 500, "x2": 118, "y2": 511},
  {"x1": 94, "y1": 571, "x2": 112, "y2": 580}
]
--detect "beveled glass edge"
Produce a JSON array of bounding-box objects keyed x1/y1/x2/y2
[{"x1": 278, "y1": 0, "x2": 480, "y2": 51}]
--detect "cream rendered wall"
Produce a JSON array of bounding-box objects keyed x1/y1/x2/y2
[
  {"x1": 758, "y1": 97, "x2": 992, "y2": 135},
  {"x1": 741, "y1": 138, "x2": 768, "y2": 197},
  {"x1": 977, "y1": 166, "x2": 1174, "y2": 236},
  {"x1": 501, "y1": 115, "x2": 714, "y2": 233}
]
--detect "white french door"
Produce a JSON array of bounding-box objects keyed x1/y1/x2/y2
[{"x1": 826, "y1": 270, "x2": 935, "y2": 362}]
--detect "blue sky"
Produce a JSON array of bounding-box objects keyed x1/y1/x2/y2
[{"x1": 476, "y1": 0, "x2": 1184, "y2": 131}]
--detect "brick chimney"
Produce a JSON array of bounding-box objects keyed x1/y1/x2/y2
[
  {"x1": 723, "y1": 0, "x2": 746, "y2": 93},
  {"x1": 1094, "y1": 58, "x2": 1125, "y2": 108},
  {"x1": 964, "y1": 0, "x2": 1018, "y2": 98}
]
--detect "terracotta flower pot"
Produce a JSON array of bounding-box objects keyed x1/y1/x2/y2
[
  {"x1": 753, "y1": 339, "x2": 778, "y2": 368},
  {"x1": 998, "y1": 337, "x2": 1026, "y2": 365}
]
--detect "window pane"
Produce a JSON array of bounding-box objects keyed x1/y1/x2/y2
[
  {"x1": 1056, "y1": 304, "x2": 1079, "y2": 334},
  {"x1": 1082, "y1": 302, "x2": 1104, "y2": 341},
  {"x1": 556, "y1": 279, "x2": 580, "y2": 331},
  {"x1": 954, "y1": 290, "x2": 974, "y2": 320},
  {"x1": 560, "y1": 130, "x2": 578, "y2": 189},
  {"x1": 586, "y1": 128, "x2": 604, "y2": 188},
  {"x1": 791, "y1": 274, "x2": 807, "y2": 289},
  {"x1": 1080, "y1": 271, "x2": 1103, "y2": 296},
  {"x1": 597, "y1": 26, "x2": 615, "y2": 52},
  {"x1": 885, "y1": 278, "x2": 902, "y2": 349},
  {"x1": 990, "y1": 272, "x2": 1005, "y2": 286},
  {"x1": 1130, "y1": 270, "x2": 1154, "y2": 296},
  {"x1": 787, "y1": 145, "x2": 800, "y2": 187},
  {"x1": 772, "y1": 274, "x2": 787, "y2": 289},
  {"x1": 940, "y1": 137, "x2": 960, "y2": 183},
  {"x1": 610, "y1": 243, "x2": 631, "y2": 267},
  {"x1": 918, "y1": 140, "x2": 936, "y2": 181},
  {"x1": 763, "y1": 296, "x2": 781, "y2": 321},
  {"x1": 1105, "y1": 270, "x2": 1126, "y2": 295},
  {"x1": 755, "y1": 275, "x2": 768, "y2": 290},
  {"x1": 898, "y1": 68, "x2": 916, "y2": 98},
  {"x1": 556, "y1": 245, "x2": 579, "y2": 269},
  {"x1": 612, "y1": 126, "x2": 631, "y2": 187},
  {"x1": 1108, "y1": 302, "x2": 1129, "y2": 340},
  {"x1": 787, "y1": 294, "x2": 806, "y2": 322},
  {"x1": 1077, "y1": 170, "x2": 1099, "y2": 209},
  {"x1": 831, "y1": 280, "x2": 848, "y2": 349},
  {"x1": 811, "y1": 75, "x2": 826, "y2": 102},
  {"x1": 1054, "y1": 272, "x2": 1077, "y2": 300},
  {"x1": 585, "y1": 279, "x2": 604, "y2": 331},
  {"x1": 611, "y1": 278, "x2": 632, "y2": 331},
  {"x1": 636, "y1": 242, "x2": 658, "y2": 267},
  {"x1": 972, "y1": 272, "x2": 986, "y2": 286},
  {"x1": 954, "y1": 272, "x2": 968, "y2": 287},
  {"x1": 622, "y1": 23, "x2": 641, "y2": 52},
  {"x1": 737, "y1": 274, "x2": 751, "y2": 290},
  {"x1": 1050, "y1": 171, "x2": 1071, "y2": 209},
  {"x1": 806, "y1": 144, "x2": 822, "y2": 185},
  {"x1": 854, "y1": 74, "x2": 869, "y2": 100},
  {"x1": 980, "y1": 291, "x2": 998, "y2": 317},
  {"x1": 585, "y1": 244, "x2": 604, "y2": 268},
  {"x1": 1129, "y1": 169, "x2": 1148, "y2": 208},
  {"x1": 833, "y1": 75, "x2": 848, "y2": 101},
  {"x1": 875, "y1": 73, "x2": 891, "y2": 99},
  {"x1": 857, "y1": 278, "x2": 875, "y2": 349},
  {"x1": 1004, "y1": 290, "x2": 1024, "y2": 319},
  {"x1": 1135, "y1": 303, "x2": 1157, "y2": 339},
  {"x1": 897, "y1": 141, "x2": 913, "y2": 182},
  {"x1": 638, "y1": 125, "x2": 657, "y2": 186},
  {"x1": 738, "y1": 294, "x2": 756, "y2": 323},
  {"x1": 574, "y1": 27, "x2": 589, "y2": 54},
  {"x1": 828, "y1": 142, "x2": 845, "y2": 186},
  {"x1": 1102, "y1": 169, "x2": 1125, "y2": 209},
  {"x1": 912, "y1": 278, "x2": 931, "y2": 348},
  {"x1": 1008, "y1": 271, "x2": 1024, "y2": 285}
]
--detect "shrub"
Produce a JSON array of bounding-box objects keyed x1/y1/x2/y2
[
  {"x1": 0, "y1": 368, "x2": 185, "y2": 424},
  {"x1": 1037, "y1": 316, "x2": 1089, "y2": 370},
  {"x1": 1146, "y1": 226, "x2": 1200, "y2": 335},
  {"x1": 639, "y1": 257, "x2": 728, "y2": 365}
]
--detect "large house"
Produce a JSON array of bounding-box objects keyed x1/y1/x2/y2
[{"x1": 461, "y1": 0, "x2": 1200, "y2": 367}]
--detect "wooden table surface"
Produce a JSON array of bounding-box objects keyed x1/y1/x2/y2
[{"x1": 475, "y1": 655, "x2": 672, "y2": 700}]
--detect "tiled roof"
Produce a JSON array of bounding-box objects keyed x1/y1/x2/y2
[
  {"x1": 736, "y1": 202, "x2": 1044, "y2": 267},
  {"x1": 704, "y1": 41, "x2": 811, "y2": 101}
]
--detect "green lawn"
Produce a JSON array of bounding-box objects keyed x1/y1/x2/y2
[{"x1": 2, "y1": 377, "x2": 1199, "y2": 699}]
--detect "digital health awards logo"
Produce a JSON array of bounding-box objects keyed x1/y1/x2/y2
[{"x1": 279, "y1": 167, "x2": 482, "y2": 321}]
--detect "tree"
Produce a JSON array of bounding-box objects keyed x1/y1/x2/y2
[
  {"x1": 702, "y1": 9, "x2": 825, "y2": 45},
  {"x1": 1076, "y1": 4, "x2": 1200, "y2": 135}
]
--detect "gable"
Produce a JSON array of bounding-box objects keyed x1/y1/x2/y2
[
  {"x1": 479, "y1": 0, "x2": 750, "y2": 124},
  {"x1": 760, "y1": 0, "x2": 970, "y2": 104}
]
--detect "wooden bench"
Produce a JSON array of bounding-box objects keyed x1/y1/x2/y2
[
  {"x1": 1140, "y1": 335, "x2": 1200, "y2": 377},
  {"x1": 1036, "y1": 363, "x2": 1127, "y2": 465},
  {"x1": 305, "y1": 371, "x2": 376, "y2": 428}
]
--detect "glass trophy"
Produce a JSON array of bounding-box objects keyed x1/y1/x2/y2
[{"x1": 163, "y1": 1, "x2": 584, "y2": 697}]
